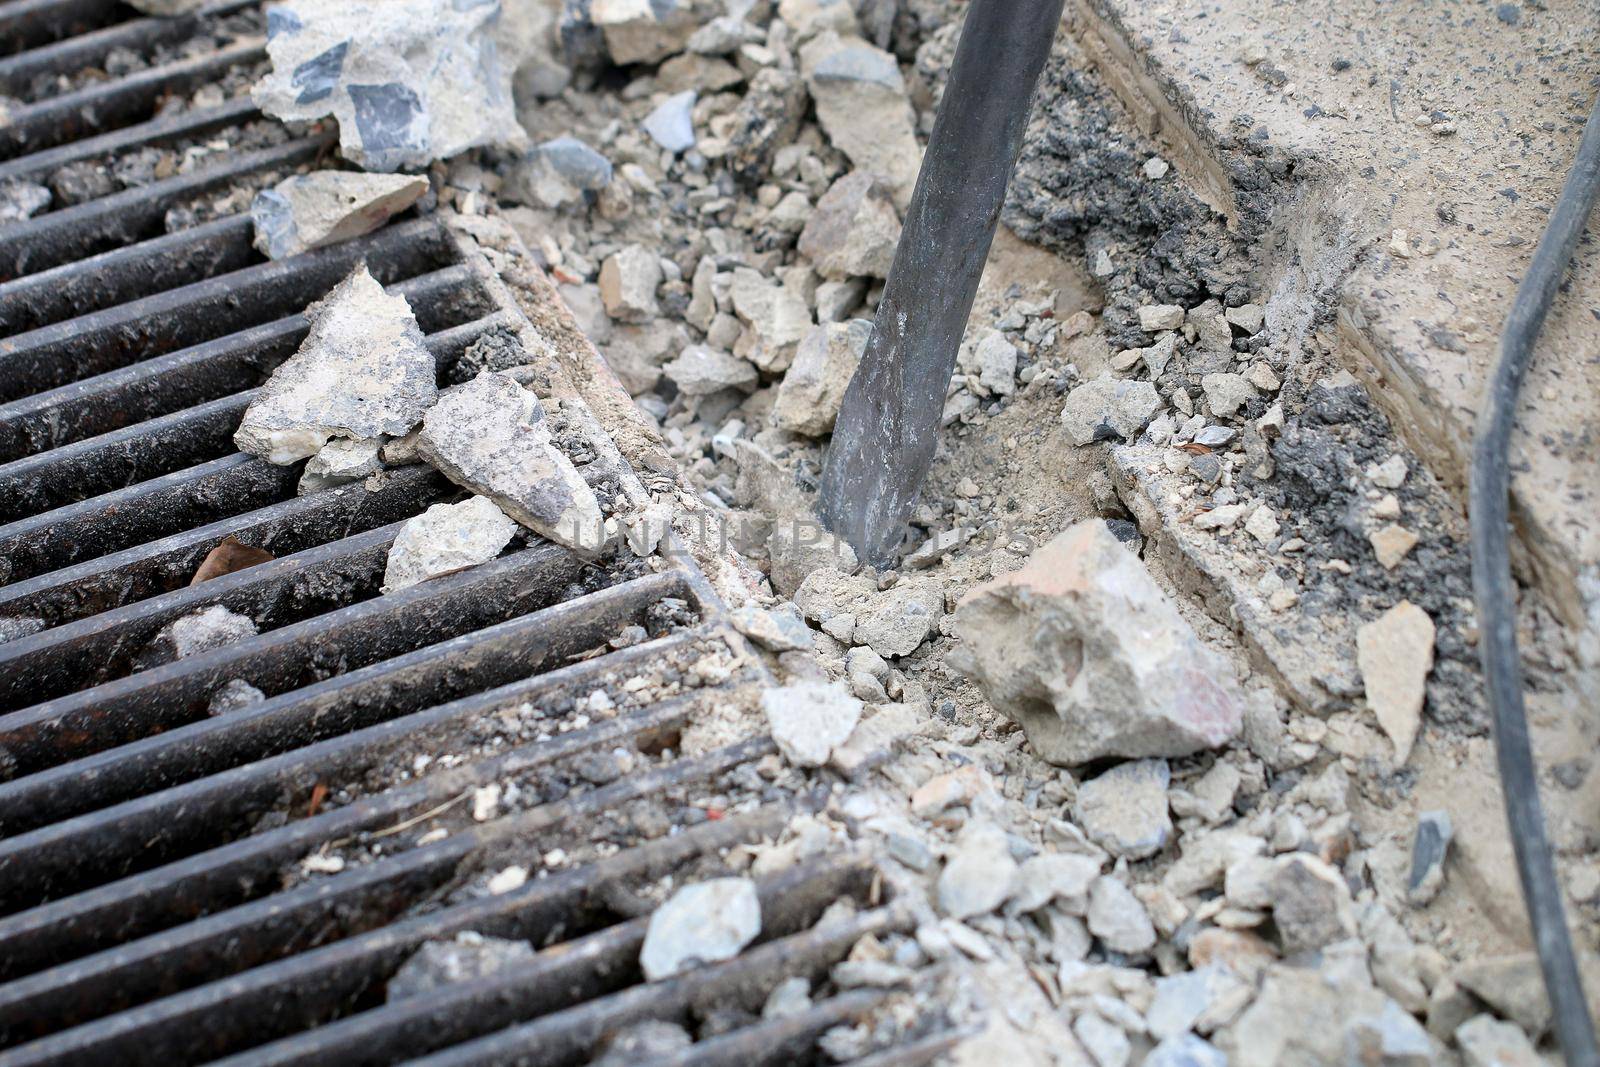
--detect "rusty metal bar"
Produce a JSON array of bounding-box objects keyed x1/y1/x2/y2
[
  {"x1": 0, "y1": 0, "x2": 124, "y2": 57},
  {"x1": 0, "y1": 95, "x2": 260, "y2": 184}
]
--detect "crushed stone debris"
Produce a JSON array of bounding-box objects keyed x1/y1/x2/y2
[{"x1": 639, "y1": 877, "x2": 762, "y2": 980}]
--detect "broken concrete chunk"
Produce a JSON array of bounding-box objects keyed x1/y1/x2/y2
[
  {"x1": 1356, "y1": 600, "x2": 1435, "y2": 765},
  {"x1": 235, "y1": 265, "x2": 438, "y2": 464},
  {"x1": 599, "y1": 244, "x2": 662, "y2": 322},
  {"x1": 590, "y1": 1021, "x2": 693, "y2": 1066},
  {"x1": 251, "y1": 171, "x2": 428, "y2": 259},
  {"x1": 416, "y1": 373, "x2": 605, "y2": 556},
  {"x1": 1408, "y1": 810, "x2": 1453, "y2": 905},
  {"x1": 643, "y1": 90, "x2": 697, "y2": 154},
  {"x1": 382, "y1": 496, "x2": 518, "y2": 593},
  {"x1": 1200, "y1": 373, "x2": 1257, "y2": 418},
  {"x1": 972, "y1": 332, "x2": 1018, "y2": 397},
  {"x1": 1224, "y1": 303, "x2": 1265, "y2": 333},
  {"x1": 0, "y1": 180, "x2": 50, "y2": 222},
  {"x1": 938, "y1": 821, "x2": 1018, "y2": 920},
  {"x1": 387, "y1": 931, "x2": 535, "y2": 1000},
  {"x1": 1454, "y1": 1014, "x2": 1542, "y2": 1067},
  {"x1": 663, "y1": 345, "x2": 757, "y2": 396},
  {"x1": 1007, "y1": 853, "x2": 1102, "y2": 915},
  {"x1": 1087, "y1": 876, "x2": 1156, "y2": 955},
  {"x1": 774, "y1": 320, "x2": 871, "y2": 436},
  {"x1": 853, "y1": 578, "x2": 943, "y2": 658},
  {"x1": 761, "y1": 680, "x2": 862, "y2": 766},
  {"x1": 1138, "y1": 304, "x2": 1185, "y2": 331},
  {"x1": 797, "y1": 171, "x2": 900, "y2": 281},
  {"x1": 1270, "y1": 854, "x2": 1354, "y2": 954},
  {"x1": 254, "y1": 0, "x2": 524, "y2": 171},
  {"x1": 802, "y1": 39, "x2": 920, "y2": 207},
  {"x1": 639, "y1": 878, "x2": 762, "y2": 980},
  {"x1": 730, "y1": 268, "x2": 813, "y2": 373},
  {"x1": 732, "y1": 603, "x2": 813, "y2": 652},
  {"x1": 207, "y1": 678, "x2": 266, "y2": 716},
  {"x1": 1060, "y1": 376, "x2": 1161, "y2": 445},
  {"x1": 136, "y1": 605, "x2": 258, "y2": 670},
  {"x1": 1075, "y1": 759, "x2": 1173, "y2": 860},
  {"x1": 1369, "y1": 523, "x2": 1419, "y2": 569},
  {"x1": 591, "y1": 0, "x2": 698, "y2": 64},
  {"x1": 949, "y1": 520, "x2": 1243, "y2": 765},
  {"x1": 298, "y1": 436, "x2": 384, "y2": 493},
  {"x1": 506, "y1": 136, "x2": 612, "y2": 209}
]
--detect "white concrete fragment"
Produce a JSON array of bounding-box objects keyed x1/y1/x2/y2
[
  {"x1": 761, "y1": 680, "x2": 862, "y2": 767},
  {"x1": 640, "y1": 878, "x2": 762, "y2": 980},
  {"x1": 1356, "y1": 600, "x2": 1435, "y2": 765},
  {"x1": 382, "y1": 496, "x2": 518, "y2": 593},
  {"x1": 251, "y1": 171, "x2": 428, "y2": 259}
]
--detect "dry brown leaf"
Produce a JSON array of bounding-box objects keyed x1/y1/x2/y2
[{"x1": 190, "y1": 536, "x2": 274, "y2": 585}]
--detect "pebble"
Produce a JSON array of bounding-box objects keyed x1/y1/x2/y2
[
  {"x1": 1455, "y1": 1014, "x2": 1542, "y2": 1067},
  {"x1": 136, "y1": 605, "x2": 258, "y2": 669},
  {"x1": 1086, "y1": 876, "x2": 1157, "y2": 955},
  {"x1": 207, "y1": 678, "x2": 266, "y2": 716},
  {"x1": 250, "y1": 170, "x2": 428, "y2": 259},
  {"x1": 1075, "y1": 759, "x2": 1172, "y2": 860},
  {"x1": 599, "y1": 244, "x2": 662, "y2": 322},
  {"x1": 1356, "y1": 600, "x2": 1435, "y2": 764},
  {"x1": 797, "y1": 171, "x2": 900, "y2": 280},
  {"x1": 774, "y1": 320, "x2": 871, "y2": 436},
  {"x1": 1270, "y1": 854, "x2": 1354, "y2": 954},
  {"x1": 664, "y1": 345, "x2": 758, "y2": 395},
  {"x1": 1138, "y1": 304, "x2": 1185, "y2": 331},
  {"x1": 1408, "y1": 810, "x2": 1453, "y2": 905},
  {"x1": 381, "y1": 496, "x2": 518, "y2": 593},
  {"x1": 731, "y1": 603, "x2": 813, "y2": 652},
  {"x1": 937, "y1": 821, "x2": 1018, "y2": 919},
  {"x1": 643, "y1": 90, "x2": 698, "y2": 154},
  {"x1": 1367, "y1": 455, "x2": 1409, "y2": 489},
  {"x1": 387, "y1": 932, "x2": 535, "y2": 1000},
  {"x1": 761, "y1": 680, "x2": 862, "y2": 767},
  {"x1": 1199, "y1": 373, "x2": 1257, "y2": 418},
  {"x1": 1369, "y1": 523, "x2": 1419, "y2": 568},
  {"x1": 639, "y1": 877, "x2": 762, "y2": 980},
  {"x1": 1007, "y1": 853, "x2": 1102, "y2": 914}
]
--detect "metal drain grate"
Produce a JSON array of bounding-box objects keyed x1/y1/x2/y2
[{"x1": 0, "y1": 3, "x2": 957, "y2": 1063}]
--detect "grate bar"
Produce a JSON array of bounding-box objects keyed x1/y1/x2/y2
[
  {"x1": 0, "y1": 214, "x2": 257, "y2": 335},
  {"x1": 0, "y1": 464, "x2": 448, "y2": 629},
  {"x1": 0, "y1": 37, "x2": 267, "y2": 158},
  {"x1": 0, "y1": 0, "x2": 123, "y2": 57},
  {"x1": 216, "y1": 857, "x2": 880, "y2": 1067},
  {"x1": 0, "y1": 95, "x2": 260, "y2": 184},
  {"x1": 0, "y1": 215, "x2": 454, "y2": 398},
  {"x1": 0, "y1": 663, "x2": 703, "y2": 981},
  {"x1": 0, "y1": 131, "x2": 329, "y2": 278},
  {"x1": 0, "y1": 277, "x2": 506, "y2": 461},
  {"x1": 411, "y1": 902, "x2": 907, "y2": 1067},
  {"x1": 0, "y1": 539, "x2": 595, "y2": 774},
  {"x1": 0, "y1": 0, "x2": 256, "y2": 97},
  {"x1": 0, "y1": 740, "x2": 776, "y2": 1064},
  {"x1": 653, "y1": 990, "x2": 893, "y2": 1067},
  {"x1": 0, "y1": 565, "x2": 678, "y2": 833}
]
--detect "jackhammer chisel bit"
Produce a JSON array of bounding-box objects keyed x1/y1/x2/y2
[{"x1": 818, "y1": 0, "x2": 1067, "y2": 567}]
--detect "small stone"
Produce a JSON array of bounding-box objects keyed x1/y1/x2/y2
[
  {"x1": 774, "y1": 320, "x2": 871, "y2": 436},
  {"x1": 1367, "y1": 455, "x2": 1409, "y2": 489},
  {"x1": 1074, "y1": 1012, "x2": 1130, "y2": 1067},
  {"x1": 297, "y1": 436, "x2": 384, "y2": 493},
  {"x1": 815, "y1": 278, "x2": 867, "y2": 323},
  {"x1": 1244, "y1": 506, "x2": 1279, "y2": 543},
  {"x1": 1075, "y1": 759, "x2": 1172, "y2": 859},
  {"x1": 973, "y1": 332, "x2": 1018, "y2": 397},
  {"x1": 1060, "y1": 376, "x2": 1162, "y2": 445},
  {"x1": 643, "y1": 90, "x2": 697, "y2": 154},
  {"x1": 590, "y1": 1021, "x2": 693, "y2": 1066},
  {"x1": 1200, "y1": 373, "x2": 1257, "y2": 418},
  {"x1": 802, "y1": 39, "x2": 920, "y2": 206},
  {"x1": 416, "y1": 373, "x2": 605, "y2": 556},
  {"x1": 853, "y1": 578, "x2": 943, "y2": 659},
  {"x1": 762, "y1": 976, "x2": 812, "y2": 1019},
  {"x1": 797, "y1": 172, "x2": 900, "y2": 280},
  {"x1": 949, "y1": 521, "x2": 1242, "y2": 765},
  {"x1": 254, "y1": 0, "x2": 524, "y2": 171},
  {"x1": 136, "y1": 605, "x2": 258, "y2": 669},
  {"x1": 1007, "y1": 853, "x2": 1103, "y2": 914},
  {"x1": 731, "y1": 603, "x2": 813, "y2": 652},
  {"x1": 1356, "y1": 601, "x2": 1435, "y2": 764},
  {"x1": 1389, "y1": 229, "x2": 1413, "y2": 259},
  {"x1": 1192, "y1": 425, "x2": 1235, "y2": 448},
  {"x1": 730, "y1": 268, "x2": 813, "y2": 373},
  {"x1": 664, "y1": 345, "x2": 758, "y2": 396},
  {"x1": 590, "y1": 0, "x2": 697, "y2": 63},
  {"x1": 1346, "y1": 1000, "x2": 1438, "y2": 1067},
  {"x1": 1193, "y1": 504, "x2": 1249, "y2": 532},
  {"x1": 472, "y1": 783, "x2": 501, "y2": 822},
  {"x1": 761, "y1": 680, "x2": 862, "y2": 767},
  {"x1": 1086, "y1": 876, "x2": 1156, "y2": 955},
  {"x1": 250, "y1": 171, "x2": 427, "y2": 259},
  {"x1": 1369, "y1": 524, "x2": 1419, "y2": 569},
  {"x1": 236, "y1": 266, "x2": 437, "y2": 464},
  {"x1": 639, "y1": 878, "x2": 762, "y2": 980},
  {"x1": 1408, "y1": 810, "x2": 1453, "y2": 905},
  {"x1": 0, "y1": 179, "x2": 50, "y2": 222},
  {"x1": 486, "y1": 865, "x2": 527, "y2": 894},
  {"x1": 598, "y1": 244, "x2": 662, "y2": 322},
  {"x1": 1143, "y1": 156, "x2": 1170, "y2": 180},
  {"x1": 507, "y1": 136, "x2": 612, "y2": 209},
  {"x1": 1455, "y1": 1015, "x2": 1542, "y2": 1067},
  {"x1": 1270, "y1": 854, "x2": 1354, "y2": 954},
  {"x1": 1142, "y1": 333, "x2": 1178, "y2": 376},
  {"x1": 207, "y1": 679, "x2": 266, "y2": 716},
  {"x1": 1138, "y1": 304, "x2": 1185, "y2": 331},
  {"x1": 937, "y1": 821, "x2": 1018, "y2": 919},
  {"x1": 1147, "y1": 966, "x2": 1241, "y2": 1041},
  {"x1": 1244, "y1": 362, "x2": 1281, "y2": 393},
  {"x1": 1224, "y1": 304, "x2": 1266, "y2": 333},
  {"x1": 387, "y1": 932, "x2": 535, "y2": 1000},
  {"x1": 382, "y1": 496, "x2": 518, "y2": 593}
]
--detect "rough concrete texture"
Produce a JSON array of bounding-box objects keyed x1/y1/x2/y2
[
  {"x1": 382, "y1": 496, "x2": 519, "y2": 593},
  {"x1": 416, "y1": 373, "x2": 605, "y2": 555},
  {"x1": 254, "y1": 0, "x2": 524, "y2": 170},
  {"x1": 639, "y1": 877, "x2": 762, "y2": 980},
  {"x1": 235, "y1": 265, "x2": 438, "y2": 464},
  {"x1": 773, "y1": 320, "x2": 872, "y2": 436},
  {"x1": 251, "y1": 170, "x2": 429, "y2": 259},
  {"x1": 1060, "y1": 0, "x2": 1600, "y2": 635},
  {"x1": 948, "y1": 520, "x2": 1243, "y2": 765}
]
